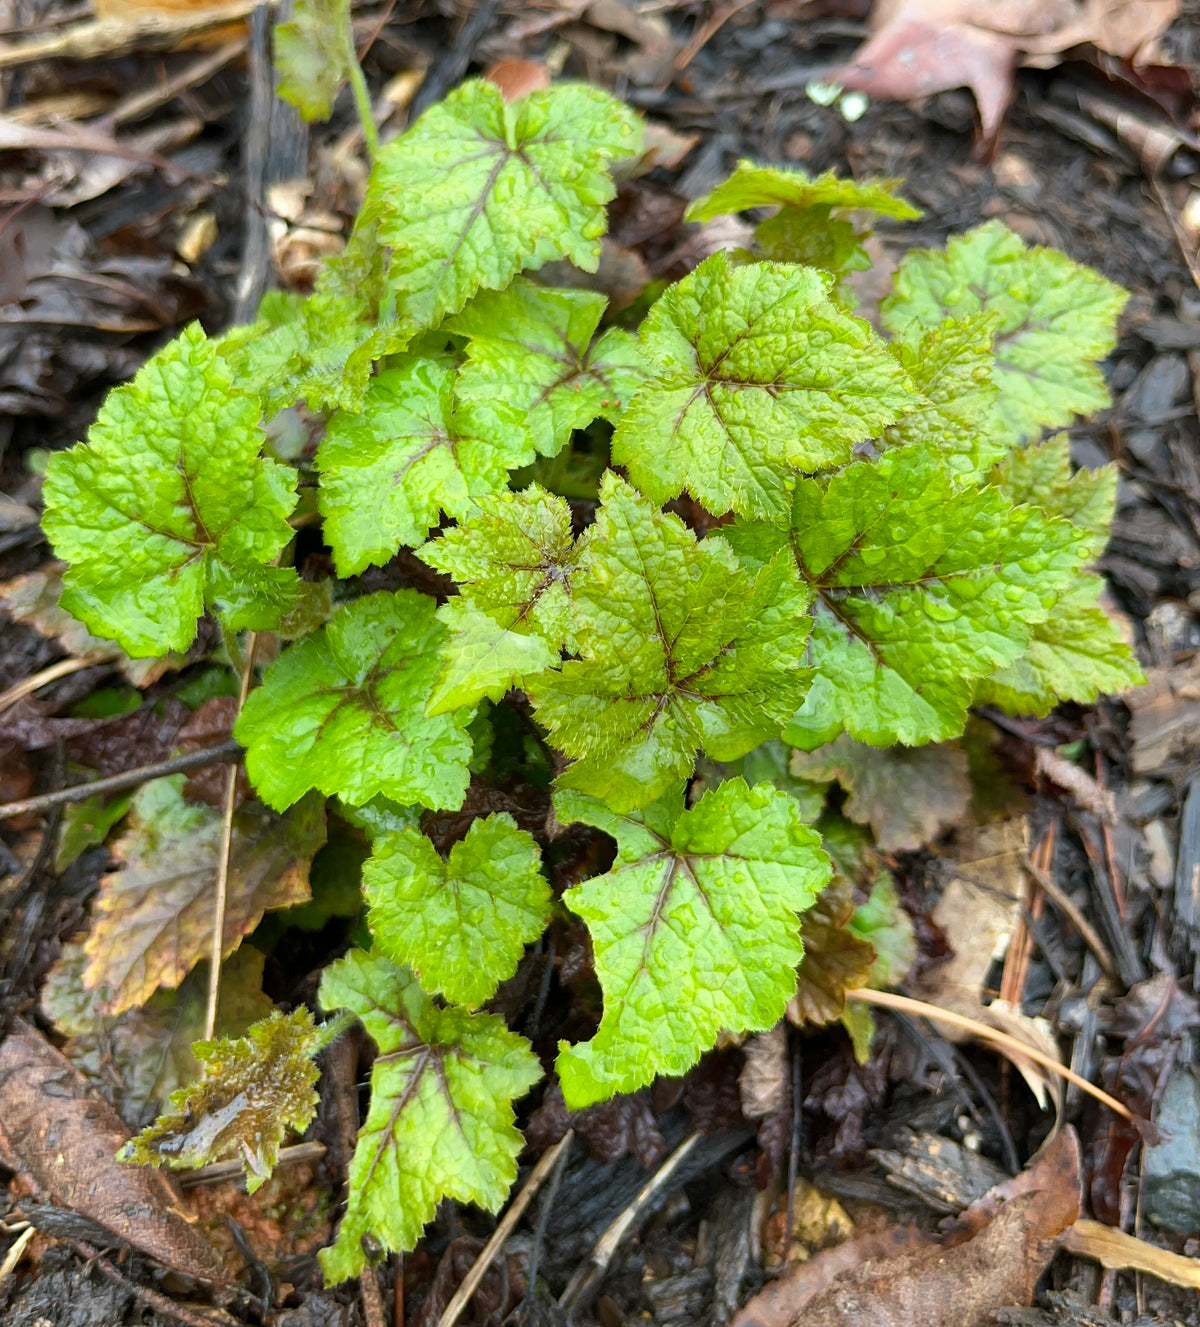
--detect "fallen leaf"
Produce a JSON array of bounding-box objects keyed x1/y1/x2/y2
[
  {"x1": 790, "y1": 875, "x2": 877, "y2": 1026},
  {"x1": 0, "y1": 1019, "x2": 231, "y2": 1287},
  {"x1": 791, "y1": 736, "x2": 972, "y2": 851},
  {"x1": 484, "y1": 59, "x2": 551, "y2": 102},
  {"x1": 740, "y1": 1023, "x2": 789, "y2": 1120},
  {"x1": 1126, "y1": 664, "x2": 1200, "y2": 776},
  {"x1": 82, "y1": 775, "x2": 325, "y2": 1014}
]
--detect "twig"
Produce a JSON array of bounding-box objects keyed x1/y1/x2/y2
[
  {"x1": 69, "y1": 1239, "x2": 239, "y2": 1327},
  {"x1": 848, "y1": 988, "x2": 1136, "y2": 1122},
  {"x1": 0, "y1": 740, "x2": 243, "y2": 822},
  {"x1": 559, "y1": 1132, "x2": 701, "y2": 1310},
  {"x1": 439, "y1": 1131, "x2": 574, "y2": 1327},
  {"x1": 0, "y1": 653, "x2": 110, "y2": 718},
  {"x1": 179, "y1": 1141, "x2": 326, "y2": 1188},
  {"x1": 1020, "y1": 852, "x2": 1121, "y2": 984},
  {"x1": 674, "y1": 0, "x2": 757, "y2": 72},
  {"x1": 0, "y1": 1226, "x2": 36, "y2": 1281},
  {"x1": 1063, "y1": 1219, "x2": 1200, "y2": 1289},
  {"x1": 205, "y1": 634, "x2": 258, "y2": 1040},
  {"x1": 360, "y1": 1267, "x2": 387, "y2": 1327}
]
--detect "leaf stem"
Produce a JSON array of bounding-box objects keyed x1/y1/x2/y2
[
  {"x1": 204, "y1": 632, "x2": 259, "y2": 1040},
  {"x1": 344, "y1": 25, "x2": 378, "y2": 164},
  {"x1": 313, "y1": 1008, "x2": 358, "y2": 1050}
]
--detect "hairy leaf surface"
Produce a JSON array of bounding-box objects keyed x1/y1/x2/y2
[
  {"x1": 612, "y1": 252, "x2": 913, "y2": 518},
  {"x1": 42, "y1": 325, "x2": 300, "y2": 656},
  {"x1": 529, "y1": 475, "x2": 812, "y2": 811},
  {"x1": 81, "y1": 776, "x2": 323, "y2": 1015},
  {"x1": 236, "y1": 591, "x2": 476, "y2": 811},
  {"x1": 554, "y1": 780, "x2": 830, "y2": 1106},
  {"x1": 448, "y1": 279, "x2": 646, "y2": 456},
  {"x1": 318, "y1": 951, "x2": 542, "y2": 1282},
  {"x1": 727, "y1": 446, "x2": 1089, "y2": 748},
  {"x1": 360, "y1": 80, "x2": 641, "y2": 331},
  {"x1": 882, "y1": 221, "x2": 1127, "y2": 443},
  {"x1": 317, "y1": 359, "x2": 532, "y2": 575},
  {"x1": 685, "y1": 160, "x2": 919, "y2": 223},
  {"x1": 121, "y1": 1008, "x2": 322, "y2": 1194},
  {"x1": 365, "y1": 814, "x2": 550, "y2": 1007}
]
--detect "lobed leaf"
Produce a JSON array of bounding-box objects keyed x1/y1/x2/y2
[
  {"x1": 554, "y1": 779, "x2": 831, "y2": 1107},
  {"x1": 790, "y1": 875, "x2": 876, "y2": 1027},
  {"x1": 529, "y1": 474, "x2": 813, "y2": 812},
  {"x1": 612, "y1": 252, "x2": 914, "y2": 518},
  {"x1": 727, "y1": 445, "x2": 1091, "y2": 749},
  {"x1": 365, "y1": 814, "x2": 551, "y2": 1007},
  {"x1": 236, "y1": 590, "x2": 477, "y2": 811},
  {"x1": 121, "y1": 1008, "x2": 322, "y2": 1194},
  {"x1": 850, "y1": 873, "x2": 916, "y2": 989},
  {"x1": 82, "y1": 776, "x2": 325, "y2": 1015},
  {"x1": 318, "y1": 951, "x2": 542, "y2": 1282},
  {"x1": 685, "y1": 160, "x2": 920, "y2": 224},
  {"x1": 42, "y1": 324, "x2": 301, "y2": 657},
  {"x1": 882, "y1": 220, "x2": 1127, "y2": 444},
  {"x1": 448, "y1": 278, "x2": 646, "y2": 457},
  {"x1": 359, "y1": 79, "x2": 642, "y2": 331},
  {"x1": 317, "y1": 358, "x2": 532, "y2": 575},
  {"x1": 990, "y1": 434, "x2": 1116, "y2": 557}
]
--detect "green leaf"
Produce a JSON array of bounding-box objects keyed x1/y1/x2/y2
[
  {"x1": 275, "y1": 0, "x2": 352, "y2": 122},
  {"x1": 55, "y1": 791, "x2": 131, "y2": 873},
  {"x1": 849, "y1": 873, "x2": 916, "y2": 989},
  {"x1": 427, "y1": 599, "x2": 560, "y2": 713},
  {"x1": 317, "y1": 950, "x2": 542, "y2": 1282},
  {"x1": 727, "y1": 445, "x2": 1090, "y2": 749},
  {"x1": 42, "y1": 943, "x2": 272, "y2": 1125},
  {"x1": 685, "y1": 160, "x2": 920, "y2": 224},
  {"x1": 317, "y1": 358, "x2": 533, "y2": 575},
  {"x1": 365, "y1": 814, "x2": 550, "y2": 1007},
  {"x1": 883, "y1": 314, "x2": 1005, "y2": 479},
  {"x1": 881, "y1": 221, "x2": 1127, "y2": 444},
  {"x1": 448, "y1": 278, "x2": 646, "y2": 457},
  {"x1": 611, "y1": 252, "x2": 914, "y2": 519},
  {"x1": 120, "y1": 1008, "x2": 322, "y2": 1195},
  {"x1": 42, "y1": 324, "x2": 301, "y2": 656},
  {"x1": 529, "y1": 474, "x2": 813, "y2": 812},
  {"x1": 554, "y1": 779, "x2": 830, "y2": 1107},
  {"x1": 696, "y1": 739, "x2": 829, "y2": 824},
  {"x1": 360, "y1": 79, "x2": 642, "y2": 332},
  {"x1": 81, "y1": 775, "x2": 325, "y2": 1015},
  {"x1": 990, "y1": 435, "x2": 1116, "y2": 557},
  {"x1": 236, "y1": 590, "x2": 476, "y2": 812}
]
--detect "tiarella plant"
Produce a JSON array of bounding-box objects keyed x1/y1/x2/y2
[{"x1": 40, "y1": 57, "x2": 1141, "y2": 1285}]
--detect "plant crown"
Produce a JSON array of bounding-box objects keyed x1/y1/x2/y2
[{"x1": 41, "y1": 63, "x2": 1141, "y2": 1285}]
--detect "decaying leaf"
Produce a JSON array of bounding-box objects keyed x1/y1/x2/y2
[
  {"x1": 0, "y1": 1019, "x2": 231, "y2": 1286},
  {"x1": 791, "y1": 736, "x2": 972, "y2": 852},
  {"x1": 790, "y1": 876, "x2": 877, "y2": 1027},
  {"x1": 82, "y1": 775, "x2": 325, "y2": 1015},
  {"x1": 121, "y1": 1008, "x2": 323, "y2": 1194}
]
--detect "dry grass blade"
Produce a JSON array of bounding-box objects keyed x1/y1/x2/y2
[
  {"x1": 848, "y1": 989, "x2": 1135, "y2": 1122},
  {"x1": 0, "y1": 653, "x2": 109, "y2": 718},
  {"x1": 1020, "y1": 852, "x2": 1120, "y2": 983}
]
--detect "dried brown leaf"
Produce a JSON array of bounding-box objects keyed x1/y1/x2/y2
[
  {"x1": 789, "y1": 876, "x2": 876, "y2": 1026},
  {"x1": 82, "y1": 775, "x2": 325, "y2": 1014}
]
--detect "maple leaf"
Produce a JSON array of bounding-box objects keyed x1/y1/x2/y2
[
  {"x1": 42, "y1": 324, "x2": 301, "y2": 657},
  {"x1": 235, "y1": 590, "x2": 477, "y2": 812},
  {"x1": 121, "y1": 1008, "x2": 322, "y2": 1194},
  {"x1": 80, "y1": 775, "x2": 325, "y2": 1015},
  {"x1": 611, "y1": 251, "x2": 914, "y2": 519},
  {"x1": 791, "y1": 734, "x2": 972, "y2": 852},
  {"x1": 554, "y1": 779, "x2": 831, "y2": 1107},
  {"x1": 317, "y1": 950, "x2": 542, "y2": 1282},
  {"x1": 726, "y1": 445, "x2": 1090, "y2": 749},
  {"x1": 317, "y1": 358, "x2": 533, "y2": 576},
  {"x1": 358, "y1": 79, "x2": 642, "y2": 331},
  {"x1": 528, "y1": 474, "x2": 813, "y2": 812},
  {"x1": 42, "y1": 943, "x2": 273, "y2": 1125},
  {"x1": 447, "y1": 278, "x2": 646, "y2": 457},
  {"x1": 365, "y1": 814, "x2": 551, "y2": 1007},
  {"x1": 882, "y1": 221, "x2": 1127, "y2": 444}
]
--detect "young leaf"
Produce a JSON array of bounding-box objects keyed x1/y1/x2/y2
[
  {"x1": 359, "y1": 79, "x2": 642, "y2": 331},
  {"x1": 553, "y1": 779, "x2": 831, "y2": 1107},
  {"x1": 686, "y1": 160, "x2": 921, "y2": 225},
  {"x1": 882, "y1": 314, "x2": 1005, "y2": 479},
  {"x1": 81, "y1": 775, "x2": 325, "y2": 1015},
  {"x1": 448, "y1": 278, "x2": 646, "y2": 457},
  {"x1": 790, "y1": 875, "x2": 876, "y2": 1026},
  {"x1": 611, "y1": 252, "x2": 914, "y2": 518},
  {"x1": 120, "y1": 1008, "x2": 322, "y2": 1194},
  {"x1": 849, "y1": 873, "x2": 916, "y2": 989},
  {"x1": 317, "y1": 359, "x2": 533, "y2": 575},
  {"x1": 42, "y1": 943, "x2": 273, "y2": 1125},
  {"x1": 275, "y1": 0, "x2": 353, "y2": 122},
  {"x1": 235, "y1": 591, "x2": 477, "y2": 812},
  {"x1": 365, "y1": 814, "x2": 550, "y2": 1007},
  {"x1": 881, "y1": 221, "x2": 1128, "y2": 444},
  {"x1": 418, "y1": 486, "x2": 584, "y2": 710},
  {"x1": 528, "y1": 474, "x2": 813, "y2": 812},
  {"x1": 727, "y1": 446, "x2": 1090, "y2": 749},
  {"x1": 42, "y1": 324, "x2": 301, "y2": 656},
  {"x1": 990, "y1": 434, "x2": 1116, "y2": 557},
  {"x1": 317, "y1": 950, "x2": 542, "y2": 1282}
]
